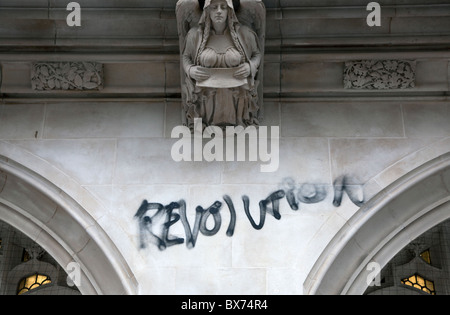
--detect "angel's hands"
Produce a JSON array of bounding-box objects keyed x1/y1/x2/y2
[
  {"x1": 234, "y1": 63, "x2": 251, "y2": 80},
  {"x1": 189, "y1": 66, "x2": 210, "y2": 82}
]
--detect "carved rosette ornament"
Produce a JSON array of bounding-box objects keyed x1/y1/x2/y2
[
  {"x1": 344, "y1": 60, "x2": 416, "y2": 90},
  {"x1": 31, "y1": 62, "x2": 104, "y2": 91},
  {"x1": 176, "y1": 0, "x2": 266, "y2": 130}
]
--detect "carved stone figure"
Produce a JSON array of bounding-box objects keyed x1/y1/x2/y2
[{"x1": 176, "y1": 0, "x2": 266, "y2": 130}]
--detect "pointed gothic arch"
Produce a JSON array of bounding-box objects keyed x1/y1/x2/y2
[
  {"x1": 304, "y1": 152, "x2": 450, "y2": 295},
  {"x1": 0, "y1": 141, "x2": 138, "y2": 295}
]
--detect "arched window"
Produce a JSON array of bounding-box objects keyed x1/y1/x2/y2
[
  {"x1": 364, "y1": 220, "x2": 450, "y2": 295},
  {"x1": 17, "y1": 274, "x2": 52, "y2": 295},
  {"x1": 401, "y1": 274, "x2": 436, "y2": 295}
]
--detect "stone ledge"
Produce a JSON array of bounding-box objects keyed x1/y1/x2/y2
[
  {"x1": 0, "y1": 2, "x2": 449, "y2": 52},
  {"x1": 1, "y1": 54, "x2": 447, "y2": 100}
]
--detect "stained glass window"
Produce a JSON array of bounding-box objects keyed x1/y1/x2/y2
[
  {"x1": 401, "y1": 274, "x2": 436, "y2": 295},
  {"x1": 17, "y1": 274, "x2": 52, "y2": 295},
  {"x1": 420, "y1": 249, "x2": 432, "y2": 265}
]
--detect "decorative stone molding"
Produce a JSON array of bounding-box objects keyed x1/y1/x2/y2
[
  {"x1": 31, "y1": 62, "x2": 103, "y2": 91},
  {"x1": 344, "y1": 60, "x2": 416, "y2": 90}
]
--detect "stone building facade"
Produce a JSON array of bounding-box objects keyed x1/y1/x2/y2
[{"x1": 0, "y1": 0, "x2": 450, "y2": 295}]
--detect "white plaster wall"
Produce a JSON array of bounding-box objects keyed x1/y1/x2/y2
[{"x1": 1, "y1": 98, "x2": 450, "y2": 294}]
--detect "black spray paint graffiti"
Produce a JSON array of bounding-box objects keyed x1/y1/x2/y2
[
  {"x1": 281, "y1": 176, "x2": 365, "y2": 209},
  {"x1": 135, "y1": 176, "x2": 365, "y2": 251}
]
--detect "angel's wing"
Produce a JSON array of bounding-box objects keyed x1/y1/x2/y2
[
  {"x1": 237, "y1": 0, "x2": 266, "y2": 122},
  {"x1": 176, "y1": 0, "x2": 202, "y2": 49},
  {"x1": 176, "y1": 0, "x2": 202, "y2": 126},
  {"x1": 236, "y1": 0, "x2": 266, "y2": 52}
]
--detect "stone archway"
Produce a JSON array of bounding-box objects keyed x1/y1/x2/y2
[
  {"x1": 0, "y1": 142, "x2": 138, "y2": 295},
  {"x1": 304, "y1": 152, "x2": 450, "y2": 295}
]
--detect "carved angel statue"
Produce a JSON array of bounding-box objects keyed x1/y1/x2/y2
[{"x1": 176, "y1": 0, "x2": 266, "y2": 130}]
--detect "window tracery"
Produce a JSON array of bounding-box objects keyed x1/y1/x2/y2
[
  {"x1": 401, "y1": 274, "x2": 436, "y2": 295},
  {"x1": 17, "y1": 274, "x2": 52, "y2": 295}
]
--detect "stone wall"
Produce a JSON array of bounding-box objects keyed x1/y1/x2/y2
[
  {"x1": 0, "y1": 1, "x2": 450, "y2": 294},
  {"x1": 2, "y1": 98, "x2": 450, "y2": 294}
]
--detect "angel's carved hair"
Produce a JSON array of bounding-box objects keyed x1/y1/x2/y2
[
  {"x1": 199, "y1": 0, "x2": 241, "y2": 11},
  {"x1": 196, "y1": 6, "x2": 246, "y2": 66}
]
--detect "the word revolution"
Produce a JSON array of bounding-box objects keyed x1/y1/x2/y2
[{"x1": 135, "y1": 176, "x2": 365, "y2": 251}]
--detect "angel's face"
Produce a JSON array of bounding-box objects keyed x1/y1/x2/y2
[{"x1": 209, "y1": 0, "x2": 228, "y2": 25}]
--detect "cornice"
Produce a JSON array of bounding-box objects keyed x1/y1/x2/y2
[
  {"x1": 0, "y1": 2, "x2": 449, "y2": 53},
  {"x1": 0, "y1": 1, "x2": 449, "y2": 100}
]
